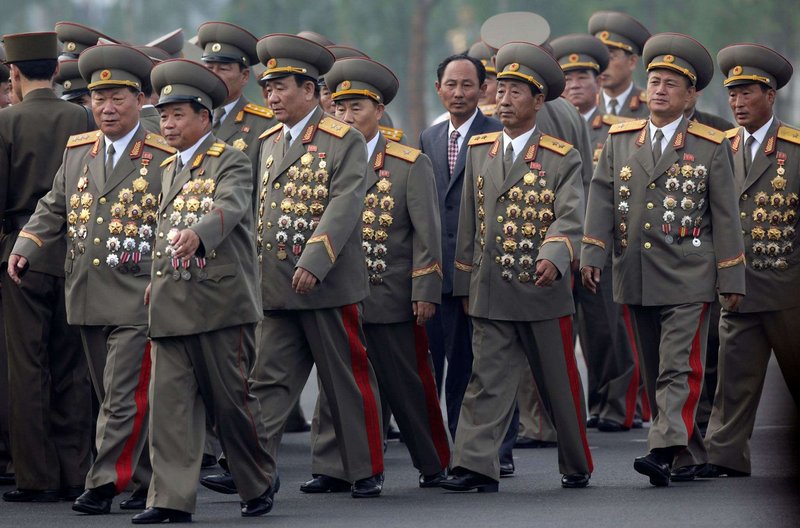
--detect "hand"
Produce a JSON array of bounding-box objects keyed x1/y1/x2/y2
[
  {"x1": 720, "y1": 293, "x2": 743, "y2": 312},
  {"x1": 580, "y1": 266, "x2": 601, "y2": 294},
  {"x1": 534, "y1": 259, "x2": 558, "y2": 287},
  {"x1": 292, "y1": 267, "x2": 318, "y2": 294},
  {"x1": 461, "y1": 297, "x2": 469, "y2": 314},
  {"x1": 412, "y1": 301, "x2": 436, "y2": 326},
  {"x1": 171, "y1": 229, "x2": 200, "y2": 259},
  {"x1": 7, "y1": 254, "x2": 28, "y2": 285},
  {"x1": 144, "y1": 282, "x2": 151, "y2": 306}
]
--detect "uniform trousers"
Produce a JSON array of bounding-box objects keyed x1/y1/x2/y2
[
  {"x1": 704, "y1": 306, "x2": 800, "y2": 474},
  {"x1": 1, "y1": 270, "x2": 91, "y2": 490},
  {"x1": 80, "y1": 325, "x2": 151, "y2": 493},
  {"x1": 0, "y1": 292, "x2": 11, "y2": 475},
  {"x1": 453, "y1": 316, "x2": 593, "y2": 480},
  {"x1": 250, "y1": 304, "x2": 384, "y2": 481},
  {"x1": 147, "y1": 324, "x2": 273, "y2": 513},
  {"x1": 517, "y1": 370, "x2": 557, "y2": 442}
]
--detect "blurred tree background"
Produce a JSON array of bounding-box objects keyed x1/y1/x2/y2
[{"x1": 2, "y1": 0, "x2": 798, "y2": 142}]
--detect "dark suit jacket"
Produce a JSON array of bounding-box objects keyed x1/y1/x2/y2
[{"x1": 419, "y1": 110, "x2": 502, "y2": 293}]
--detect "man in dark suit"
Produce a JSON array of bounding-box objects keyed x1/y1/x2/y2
[{"x1": 419, "y1": 53, "x2": 502, "y2": 443}]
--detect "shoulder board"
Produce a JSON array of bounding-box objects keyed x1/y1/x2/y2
[
  {"x1": 468, "y1": 131, "x2": 502, "y2": 146},
  {"x1": 206, "y1": 142, "x2": 226, "y2": 157},
  {"x1": 318, "y1": 116, "x2": 350, "y2": 138},
  {"x1": 777, "y1": 125, "x2": 800, "y2": 146},
  {"x1": 686, "y1": 121, "x2": 724, "y2": 144},
  {"x1": 602, "y1": 114, "x2": 635, "y2": 127},
  {"x1": 259, "y1": 123, "x2": 283, "y2": 140},
  {"x1": 160, "y1": 154, "x2": 177, "y2": 168},
  {"x1": 243, "y1": 103, "x2": 274, "y2": 119},
  {"x1": 385, "y1": 141, "x2": 421, "y2": 163},
  {"x1": 66, "y1": 130, "x2": 102, "y2": 148},
  {"x1": 143, "y1": 133, "x2": 175, "y2": 154},
  {"x1": 725, "y1": 127, "x2": 741, "y2": 139},
  {"x1": 479, "y1": 103, "x2": 497, "y2": 116},
  {"x1": 379, "y1": 125, "x2": 404, "y2": 142},
  {"x1": 609, "y1": 119, "x2": 647, "y2": 134},
  {"x1": 539, "y1": 134, "x2": 573, "y2": 156}
]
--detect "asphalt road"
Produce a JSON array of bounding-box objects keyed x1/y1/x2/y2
[{"x1": 1, "y1": 356, "x2": 797, "y2": 527}]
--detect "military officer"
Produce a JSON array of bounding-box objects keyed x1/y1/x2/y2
[
  {"x1": 581, "y1": 33, "x2": 746, "y2": 487},
  {"x1": 135, "y1": 58, "x2": 275, "y2": 523},
  {"x1": 144, "y1": 29, "x2": 184, "y2": 60},
  {"x1": 55, "y1": 21, "x2": 117, "y2": 60},
  {"x1": 468, "y1": 41, "x2": 498, "y2": 117},
  {"x1": 442, "y1": 41, "x2": 592, "y2": 492},
  {"x1": 8, "y1": 44, "x2": 171, "y2": 514},
  {"x1": 306, "y1": 57, "x2": 450, "y2": 490},
  {"x1": 250, "y1": 33, "x2": 385, "y2": 498},
  {"x1": 702, "y1": 44, "x2": 799, "y2": 478},
  {"x1": 588, "y1": 11, "x2": 650, "y2": 119},
  {"x1": 55, "y1": 59, "x2": 91, "y2": 105},
  {"x1": 1, "y1": 31, "x2": 92, "y2": 504}
]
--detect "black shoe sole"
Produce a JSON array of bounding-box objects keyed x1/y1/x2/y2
[
  {"x1": 72, "y1": 502, "x2": 110, "y2": 515},
  {"x1": 633, "y1": 459, "x2": 670, "y2": 487},
  {"x1": 199, "y1": 480, "x2": 237, "y2": 495},
  {"x1": 440, "y1": 482, "x2": 499, "y2": 493}
]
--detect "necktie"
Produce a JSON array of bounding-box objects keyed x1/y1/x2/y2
[
  {"x1": 608, "y1": 98, "x2": 619, "y2": 115},
  {"x1": 744, "y1": 136, "x2": 755, "y2": 174},
  {"x1": 212, "y1": 107, "x2": 226, "y2": 132},
  {"x1": 448, "y1": 130, "x2": 460, "y2": 177},
  {"x1": 175, "y1": 155, "x2": 184, "y2": 173},
  {"x1": 283, "y1": 130, "x2": 292, "y2": 155},
  {"x1": 652, "y1": 129, "x2": 664, "y2": 164},
  {"x1": 103, "y1": 143, "x2": 115, "y2": 185},
  {"x1": 503, "y1": 142, "x2": 514, "y2": 175}
]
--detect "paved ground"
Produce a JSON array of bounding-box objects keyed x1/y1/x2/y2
[{"x1": 1, "y1": 357, "x2": 797, "y2": 527}]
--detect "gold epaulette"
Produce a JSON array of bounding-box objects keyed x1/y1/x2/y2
[
  {"x1": 318, "y1": 116, "x2": 350, "y2": 138},
  {"x1": 160, "y1": 154, "x2": 177, "y2": 168},
  {"x1": 206, "y1": 142, "x2": 226, "y2": 157},
  {"x1": 379, "y1": 125, "x2": 404, "y2": 142},
  {"x1": 468, "y1": 131, "x2": 502, "y2": 146},
  {"x1": 602, "y1": 114, "x2": 635, "y2": 127},
  {"x1": 609, "y1": 119, "x2": 647, "y2": 134},
  {"x1": 777, "y1": 125, "x2": 800, "y2": 146},
  {"x1": 259, "y1": 123, "x2": 283, "y2": 140},
  {"x1": 539, "y1": 134, "x2": 573, "y2": 156},
  {"x1": 725, "y1": 127, "x2": 741, "y2": 139},
  {"x1": 243, "y1": 103, "x2": 274, "y2": 119},
  {"x1": 479, "y1": 103, "x2": 497, "y2": 116},
  {"x1": 686, "y1": 121, "x2": 724, "y2": 144},
  {"x1": 144, "y1": 133, "x2": 175, "y2": 153},
  {"x1": 66, "y1": 130, "x2": 102, "y2": 148},
  {"x1": 385, "y1": 141, "x2": 421, "y2": 163}
]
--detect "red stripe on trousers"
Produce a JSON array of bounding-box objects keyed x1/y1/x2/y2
[
  {"x1": 412, "y1": 324, "x2": 451, "y2": 469},
  {"x1": 558, "y1": 316, "x2": 594, "y2": 473},
  {"x1": 621, "y1": 305, "x2": 640, "y2": 429},
  {"x1": 681, "y1": 303, "x2": 709, "y2": 440},
  {"x1": 114, "y1": 340, "x2": 152, "y2": 494},
  {"x1": 341, "y1": 304, "x2": 383, "y2": 475},
  {"x1": 640, "y1": 386, "x2": 652, "y2": 422}
]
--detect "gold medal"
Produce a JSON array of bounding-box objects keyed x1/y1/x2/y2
[
  {"x1": 301, "y1": 153, "x2": 313, "y2": 166},
  {"x1": 140, "y1": 167, "x2": 149, "y2": 176},
  {"x1": 277, "y1": 248, "x2": 287, "y2": 260}
]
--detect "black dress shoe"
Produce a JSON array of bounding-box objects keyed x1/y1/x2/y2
[
  {"x1": 284, "y1": 420, "x2": 312, "y2": 433},
  {"x1": 72, "y1": 487, "x2": 114, "y2": 515},
  {"x1": 60, "y1": 486, "x2": 84, "y2": 501},
  {"x1": 418, "y1": 470, "x2": 446, "y2": 488},
  {"x1": 561, "y1": 473, "x2": 590, "y2": 488},
  {"x1": 2, "y1": 488, "x2": 60, "y2": 502},
  {"x1": 633, "y1": 453, "x2": 671, "y2": 487},
  {"x1": 131, "y1": 507, "x2": 191, "y2": 524},
  {"x1": 120, "y1": 491, "x2": 148, "y2": 510},
  {"x1": 200, "y1": 453, "x2": 218, "y2": 469},
  {"x1": 697, "y1": 463, "x2": 749, "y2": 478},
  {"x1": 386, "y1": 425, "x2": 401, "y2": 440},
  {"x1": 499, "y1": 462, "x2": 515, "y2": 477},
  {"x1": 440, "y1": 470, "x2": 498, "y2": 493},
  {"x1": 0, "y1": 473, "x2": 15, "y2": 486},
  {"x1": 597, "y1": 418, "x2": 629, "y2": 432},
  {"x1": 200, "y1": 472, "x2": 236, "y2": 494},
  {"x1": 586, "y1": 415, "x2": 599, "y2": 428},
  {"x1": 299, "y1": 474, "x2": 350, "y2": 494},
  {"x1": 351, "y1": 473, "x2": 383, "y2": 498},
  {"x1": 631, "y1": 418, "x2": 644, "y2": 429},
  {"x1": 241, "y1": 485, "x2": 275, "y2": 517},
  {"x1": 670, "y1": 463, "x2": 706, "y2": 482},
  {"x1": 514, "y1": 437, "x2": 558, "y2": 449}
]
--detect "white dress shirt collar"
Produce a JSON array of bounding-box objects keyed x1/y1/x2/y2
[
  {"x1": 648, "y1": 115, "x2": 683, "y2": 150},
  {"x1": 742, "y1": 116, "x2": 774, "y2": 159},
  {"x1": 447, "y1": 108, "x2": 479, "y2": 152},
  {"x1": 179, "y1": 132, "x2": 213, "y2": 167},
  {"x1": 502, "y1": 126, "x2": 537, "y2": 163},
  {"x1": 283, "y1": 107, "x2": 318, "y2": 147},
  {"x1": 103, "y1": 125, "x2": 140, "y2": 168},
  {"x1": 603, "y1": 82, "x2": 634, "y2": 113},
  {"x1": 366, "y1": 131, "x2": 381, "y2": 162}
]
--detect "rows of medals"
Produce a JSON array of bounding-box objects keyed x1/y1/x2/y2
[
  {"x1": 750, "y1": 161, "x2": 797, "y2": 271},
  {"x1": 164, "y1": 178, "x2": 216, "y2": 280},
  {"x1": 67, "y1": 175, "x2": 157, "y2": 273},
  {"x1": 362, "y1": 170, "x2": 394, "y2": 285},
  {"x1": 480, "y1": 169, "x2": 556, "y2": 283},
  {"x1": 258, "y1": 151, "x2": 329, "y2": 261}
]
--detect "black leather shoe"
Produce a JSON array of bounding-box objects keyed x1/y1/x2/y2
[
  {"x1": 597, "y1": 418, "x2": 629, "y2": 432},
  {"x1": 300, "y1": 474, "x2": 350, "y2": 494},
  {"x1": 586, "y1": 415, "x2": 599, "y2": 428},
  {"x1": 670, "y1": 464, "x2": 706, "y2": 482},
  {"x1": 241, "y1": 485, "x2": 275, "y2": 517},
  {"x1": 633, "y1": 453, "x2": 671, "y2": 487},
  {"x1": 0, "y1": 473, "x2": 15, "y2": 486},
  {"x1": 440, "y1": 471, "x2": 498, "y2": 493},
  {"x1": 72, "y1": 487, "x2": 113, "y2": 515},
  {"x1": 632, "y1": 418, "x2": 644, "y2": 429},
  {"x1": 499, "y1": 462, "x2": 515, "y2": 477},
  {"x1": 131, "y1": 507, "x2": 191, "y2": 524},
  {"x1": 2, "y1": 488, "x2": 60, "y2": 502},
  {"x1": 120, "y1": 491, "x2": 148, "y2": 510},
  {"x1": 514, "y1": 437, "x2": 557, "y2": 449},
  {"x1": 697, "y1": 463, "x2": 749, "y2": 478},
  {"x1": 284, "y1": 420, "x2": 311, "y2": 433},
  {"x1": 351, "y1": 473, "x2": 383, "y2": 498},
  {"x1": 200, "y1": 472, "x2": 237, "y2": 494},
  {"x1": 419, "y1": 470, "x2": 446, "y2": 488},
  {"x1": 200, "y1": 454, "x2": 218, "y2": 469},
  {"x1": 60, "y1": 486, "x2": 84, "y2": 501},
  {"x1": 386, "y1": 425, "x2": 401, "y2": 440},
  {"x1": 561, "y1": 473, "x2": 590, "y2": 488}
]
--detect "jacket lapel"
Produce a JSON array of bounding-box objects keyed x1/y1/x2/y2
[
  {"x1": 367, "y1": 134, "x2": 386, "y2": 191},
  {"x1": 102, "y1": 126, "x2": 145, "y2": 195},
  {"x1": 742, "y1": 119, "x2": 779, "y2": 193},
  {"x1": 215, "y1": 97, "x2": 247, "y2": 142},
  {"x1": 499, "y1": 133, "x2": 538, "y2": 195},
  {"x1": 631, "y1": 126, "x2": 655, "y2": 179},
  {"x1": 447, "y1": 112, "x2": 484, "y2": 195},
  {"x1": 162, "y1": 135, "x2": 216, "y2": 206},
  {"x1": 273, "y1": 107, "x2": 322, "y2": 179},
  {"x1": 486, "y1": 137, "x2": 505, "y2": 193}
]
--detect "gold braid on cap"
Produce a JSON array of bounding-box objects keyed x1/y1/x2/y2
[
  {"x1": 88, "y1": 79, "x2": 141, "y2": 90},
  {"x1": 724, "y1": 74, "x2": 771, "y2": 86},
  {"x1": 264, "y1": 65, "x2": 308, "y2": 76},
  {"x1": 597, "y1": 33, "x2": 633, "y2": 53},
  {"x1": 331, "y1": 88, "x2": 381, "y2": 103},
  {"x1": 562, "y1": 61, "x2": 601, "y2": 72},
  {"x1": 647, "y1": 61, "x2": 697, "y2": 85},
  {"x1": 497, "y1": 71, "x2": 544, "y2": 92}
]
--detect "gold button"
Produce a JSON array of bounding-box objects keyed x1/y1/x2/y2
[
  {"x1": 741, "y1": 193, "x2": 748, "y2": 200},
  {"x1": 163, "y1": 213, "x2": 168, "y2": 218},
  {"x1": 92, "y1": 258, "x2": 100, "y2": 266},
  {"x1": 644, "y1": 223, "x2": 651, "y2": 230},
  {"x1": 156, "y1": 270, "x2": 163, "y2": 277},
  {"x1": 648, "y1": 183, "x2": 656, "y2": 189},
  {"x1": 156, "y1": 251, "x2": 162, "y2": 258},
  {"x1": 644, "y1": 242, "x2": 652, "y2": 249},
  {"x1": 96, "y1": 217, "x2": 103, "y2": 224},
  {"x1": 266, "y1": 243, "x2": 273, "y2": 250},
  {"x1": 274, "y1": 182, "x2": 281, "y2": 189},
  {"x1": 740, "y1": 211, "x2": 747, "y2": 218},
  {"x1": 99, "y1": 197, "x2": 107, "y2": 204},
  {"x1": 266, "y1": 222, "x2": 272, "y2": 228},
  {"x1": 93, "y1": 237, "x2": 101, "y2": 245},
  {"x1": 646, "y1": 202, "x2": 654, "y2": 210},
  {"x1": 158, "y1": 232, "x2": 164, "y2": 238},
  {"x1": 497, "y1": 216, "x2": 504, "y2": 223},
  {"x1": 495, "y1": 256, "x2": 501, "y2": 263},
  {"x1": 209, "y1": 251, "x2": 217, "y2": 259},
  {"x1": 271, "y1": 202, "x2": 277, "y2": 209},
  {"x1": 495, "y1": 236, "x2": 502, "y2": 243},
  {"x1": 499, "y1": 197, "x2": 505, "y2": 202}
]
